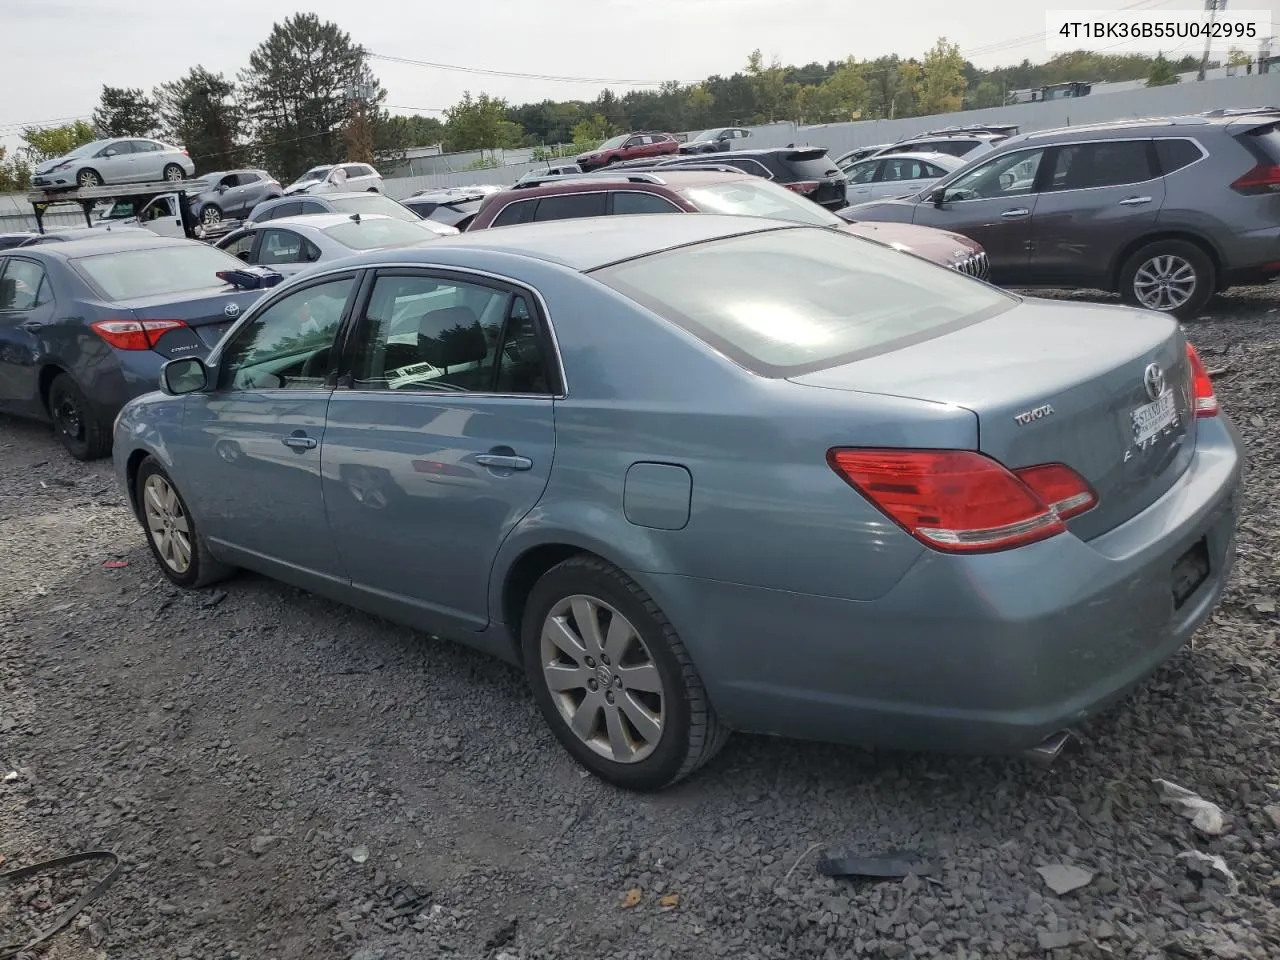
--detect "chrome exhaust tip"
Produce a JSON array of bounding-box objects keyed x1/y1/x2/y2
[{"x1": 1022, "y1": 729, "x2": 1074, "y2": 765}]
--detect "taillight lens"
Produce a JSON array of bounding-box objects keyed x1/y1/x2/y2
[
  {"x1": 784, "y1": 180, "x2": 820, "y2": 195},
  {"x1": 1185, "y1": 342, "x2": 1219, "y2": 417},
  {"x1": 827, "y1": 449, "x2": 1096, "y2": 554},
  {"x1": 1229, "y1": 163, "x2": 1280, "y2": 195},
  {"x1": 90, "y1": 319, "x2": 187, "y2": 351}
]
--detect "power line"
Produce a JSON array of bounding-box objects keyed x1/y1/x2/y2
[{"x1": 367, "y1": 52, "x2": 689, "y2": 86}]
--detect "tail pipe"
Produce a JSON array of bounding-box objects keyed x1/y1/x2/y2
[{"x1": 1021, "y1": 729, "x2": 1075, "y2": 766}]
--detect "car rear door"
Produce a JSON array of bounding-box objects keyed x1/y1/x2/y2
[
  {"x1": 1026, "y1": 138, "x2": 1164, "y2": 287},
  {"x1": 0, "y1": 255, "x2": 55, "y2": 415},
  {"x1": 130, "y1": 141, "x2": 163, "y2": 181},
  {"x1": 910, "y1": 145, "x2": 1047, "y2": 282},
  {"x1": 320, "y1": 268, "x2": 558, "y2": 633}
]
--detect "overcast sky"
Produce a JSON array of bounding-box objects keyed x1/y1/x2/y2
[{"x1": 4, "y1": 0, "x2": 1278, "y2": 153}]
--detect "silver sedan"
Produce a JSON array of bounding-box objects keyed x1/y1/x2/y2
[
  {"x1": 840, "y1": 151, "x2": 966, "y2": 204},
  {"x1": 214, "y1": 213, "x2": 457, "y2": 277}
]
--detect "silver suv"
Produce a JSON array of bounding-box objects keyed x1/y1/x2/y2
[{"x1": 842, "y1": 113, "x2": 1280, "y2": 317}]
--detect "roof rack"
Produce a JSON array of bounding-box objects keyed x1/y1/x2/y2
[
  {"x1": 634, "y1": 162, "x2": 744, "y2": 175},
  {"x1": 509, "y1": 171, "x2": 667, "y2": 189}
]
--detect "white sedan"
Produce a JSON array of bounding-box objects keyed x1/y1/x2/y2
[
  {"x1": 215, "y1": 213, "x2": 457, "y2": 278},
  {"x1": 840, "y1": 151, "x2": 966, "y2": 204}
]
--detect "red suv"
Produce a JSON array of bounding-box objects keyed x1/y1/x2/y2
[
  {"x1": 467, "y1": 169, "x2": 989, "y2": 279},
  {"x1": 575, "y1": 132, "x2": 679, "y2": 172}
]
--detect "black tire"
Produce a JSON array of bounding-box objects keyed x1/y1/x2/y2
[
  {"x1": 1118, "y1": 239, "x2": 1216, "y2": 320},
  {"x1": 521, "y1": 555, "x2": 729, "y2": 791},
  {"x1": 134, "y1": 457, "x2": 232, "y2": 589},
  {"x1": 162, "y1": 163, "x2": 185, "y2": 182},
  {"x1": 77, "y1": 168, "x2": 102, "y2": 188},
  {"x1": 47, "y1": 372, "x2": 110, "y2": 461},
  {"x1": 366, "y1": 187, "x2": 379, "y2": 193},
  {"x1": 201, "y1": 203, "x2": 222, "y2": 225}
]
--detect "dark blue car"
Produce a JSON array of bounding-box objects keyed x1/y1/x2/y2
[{"x1": 0, "y1": 235, "x2": 270, "y2": 460}]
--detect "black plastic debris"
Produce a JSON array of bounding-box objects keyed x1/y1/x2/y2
[{"x1": 817, "y1": 850, "x2": 935, "y2": 879}]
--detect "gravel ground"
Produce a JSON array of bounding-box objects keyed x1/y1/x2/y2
[{"x1": 3, "y1": 287, "x2": 1280, "y2": 960}]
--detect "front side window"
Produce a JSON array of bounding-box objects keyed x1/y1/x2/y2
[
  {"x1": 593, "y1": 227, "x2": 1013, "y2": 376},
  {"x1": 941, "y1": 148, "x2": 1044, "y2": 202},
  {"x1": 844, "y1": 160, "x2": 879, "y2": 184},
  {"x1": 217, "y1": 277, "x2": 355, "y2": 391},
  {"x1": 348, "y1": 273, "x2": 551, "y2": 394},
  {"x1": 491, "y1": 200, "x2": 537, "y2": 227},
  {"x1": 0, "y1": 259, "x2": 49, "y2": 310},
  {"x1": 1044, "y1": 140, "x2": 1154, "y2": 191},
  {"x1": 221, "y1": 231, "x2": 255, "y2": 261}
]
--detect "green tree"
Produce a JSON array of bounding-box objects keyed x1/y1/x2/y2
[
  {"x1": 686, "y1": 84, "x2": 716, "y2": 128},
  {"x1": 93, "y1": 86, "x2": 159, "y2": 137},
  {"x1": 20, "y1": 120, "x2": 98, "y2": 163},
  {"x1": 746, "y1": 49, "x2": 790, "y2": 122},
  {"x1": 1146, "y1": 52, "x2": 1180, "y2": 86},
  {"x1": 571, "y1": 114, "x2": 616, "y2": 148},
  {"x1": 968, "y1": 79, "x2": 1005, "y2": 109},
  {"x1": 238, "y1": 13, "x2": 384, "y2": 179},
  {"x1": 0, "y1": 146, "x2": 32, "y2": 192},
  {"x1": 916, "y1": 38, "x2": 967, "y2": 115},
  {"x1": 823, "y1": 58, "x2": 869, "y2": 121},
  {"x1": 153, "y1": 67, "x2": 241, "y2": 173},
  {"x1": 1228, "y1": 46, "x2": 1253, "y2": 68},
  {"x1": 445, "y1": 92, "x2": 524, "y2": 158}
]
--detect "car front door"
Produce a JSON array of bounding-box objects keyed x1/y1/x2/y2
[
  {"x1": 178, "y1": 273, "x2": 360, "y2": 586},
  {"x1": 910, "y1": 146, "x2": 1046, "y2": 283},
  {"x1": 0, "y1": 256, "x2": 55, "y2": 415},
  {"x1": 842, "y1": 159, "x2": 882, "y2": 203},
  {"x1": 138, "y1": 195, "x2": 186, "y2": 237},
  {"x1": 228, "y1": 173, "x2": 260, "y2": 217},
  {"x1": 95, "y1": 141, "x2": 134, "y2": 182},
  {"x1": 1026, "y1": 138, "x2": 1164, "y2": 287},
  {"x1": 321, "y1": 268, "x2": 558, "y2": 633}
]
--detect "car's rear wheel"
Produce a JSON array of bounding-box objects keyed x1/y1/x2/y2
[
  {"x1": 163, "y1": 164, "x2": 185, "y2": 182},
  {"x1": 522, "y1": 555, "x2": 729, "y2": 791},
  {"x1": 77, "y1": 168, "x2": 102, "y2": 188},
  {"x1": 47, "y1": 372, "x2": 110, "y2": 461},
  {"x1": 135, "y1": 457, "x2": 232, "y2": 588},
  {"x1": 1119, "y1": 239, "x2": 1215, "y2": 319},
  {"x1": 201, "y1": 204, "x2": 222, "y2": 225}
]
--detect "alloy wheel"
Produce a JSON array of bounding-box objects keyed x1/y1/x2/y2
[
  {"x1": 164, "y1": 166, "x2": 184, "y2": 182},
  {"x1": 539, "y1": 595, "x2": 665, "y2": 763},
  {"x1": 143, "y1": 474, "x2": 193, "y2": 574},
  {"x1": 52, "y1": 395, "x2": 83, "y2": 441},
  {"x1": 78, "y1": 171, "x2": 100, "y2": 187},
  {"x1": 1133, "y1": 254, "x2": 1197, "y2": 312},
  {"x1": 203, "y1": 207, "x2": 222, "y2": 225}
]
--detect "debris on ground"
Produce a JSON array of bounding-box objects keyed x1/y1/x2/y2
[
  {"x1": 816, "y1": 850, "x2": 934, "y2": 879},
  {"x1": 1035, "y1": 863, "x2": 1095, "y2": 895},
  {"x1": 619, "y1": 888, "x2": 642, "y2": 909},
  {"x1": 1177, "y1": 850, "x2": 1238, "y2": 894},
  {"x1": 1154, "y1": 778, "x2": 1227, "y2": 835},
  {"x1": 348, "y1": 845, "x2": 369, "y2": 864},
  {"x1": 658, "y1": 893, "x2": 680, "y2": 910}
]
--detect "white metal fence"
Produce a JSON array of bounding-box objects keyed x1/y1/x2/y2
[{"x1": 5, "y1": 72, "x2": 1280, "y2": 225}]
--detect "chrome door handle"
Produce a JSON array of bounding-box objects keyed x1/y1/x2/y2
[
  {"x1": 475, "y1": 453, "x2": 532, "y2": 471},
  {"x1": 1000, "y1": 208, "x2": 1030, "y2": 218},
  {"x1": 1119, "y1": 196, "x2": 1152, "y2": 206},
  {"x1": 20, "y1": 320, "x2": 43, "y2": 332},
  {"x1": 281, "y1": 435, "x2": 317, "y2": 450}
]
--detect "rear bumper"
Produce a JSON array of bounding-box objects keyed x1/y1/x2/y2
[
  {"x1": 1220, "y1": 223, "x2": 1280, "y2": 286},
  {"x1": 644, "y1": 415, "x2": 1243, "y2": 754}
]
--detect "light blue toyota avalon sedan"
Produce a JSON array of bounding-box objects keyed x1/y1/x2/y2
[{"x1": 111, "y1": 213, "x2": 1243, "y2": 791}]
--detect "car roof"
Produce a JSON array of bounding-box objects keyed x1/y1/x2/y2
[
  {"x1": 10, "y1": 235, "x2": 195, "y2": 258},
  {"x1": 1015, "y1": 113, "x2": 1257, "y2": 143},
  {"x1": 856, "y1": 150, "x2": 956, "y2": 163},
  {"x1": 498, "y1": 169, "x2": 750, "y2": 198},
  {"x1": 364, "y1": 213, "x2": 795, "y2": 272},
  {"x1": 260, "y1": 213, "x2": 398, "y2": 231}
]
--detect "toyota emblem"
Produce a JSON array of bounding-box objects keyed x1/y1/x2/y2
[
  {"x1": 1142, "y1": 362, "x2": 1165, "y2": 401},
  {"x1": 224, "y1": 303, "x2": 240, "y2": 319}
]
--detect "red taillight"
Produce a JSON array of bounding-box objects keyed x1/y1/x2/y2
[
  {"x1": 1229, "y1": 163, "x2": 1280, "y2": 194},
  {"x1": 90, "y1": 319, "x2": 187, "y2": 351},
  {"x1": 783, "y1": 180, "x2": 820, "y2": 195},
  {"x1": 827, "y1": 449, "x2": 1096, "y2": 554},
  {"x1": 1185, "y1": 342, "x2": 1219, "y2": 418}
]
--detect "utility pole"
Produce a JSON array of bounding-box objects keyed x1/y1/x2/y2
[
  {"x1": 344, "y1": 79, "x2": 375, "y2": 164},
  {"x1": 1198, "y1": 0, "x2": 1226, "y2": 81}
]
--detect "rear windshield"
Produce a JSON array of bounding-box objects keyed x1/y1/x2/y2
[
  {"x1": 322, "y1": 218, "x2": 440, "y2": 250},
  {"x1": 593, "y1": 227, "x2": 1014, "y2": 376},
  {"x1": 784, "y1": 151, "x2": 840, "y2": 179},
  {"x1": 327, "y1": 194, "x2": 419, "y2": 222},
  {"x1": 680, "y1": 180, "x2": 841, "y2": 227},
  {"x1": 1243, "y1": 123, "x2": 1280, "y2": 162},
  {"x1": 74, "y1": 244, "x2": 245, "y2": 300}
]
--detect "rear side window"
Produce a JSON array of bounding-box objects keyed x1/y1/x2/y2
[
  {"x1": 594, "y1": 227, "x2": 1013, "y2": 377},
  {"x1": 491, "y1": 199, "x2": 537, "y2": 227},
  {"x1": 534, "y1": 193, "x2": 607, "y2": 222},
  {"x1": 1045, "y1": 140, "x2": 1154, "y2": 190},
  {"x1": 1155, "y1": 139, "x2": 1204, "y2": 173},
  {"x1": 298, "y1": 200, "x2": 328, "y2": 214},
  {"x1": 1238, "y1": 124, "x2": 1280, "y2": 163},
  {"x1": 612, "y1": 191, "x2": 682, "y2": 215},
  {"x1": 720, "y1": 157, "x2": 772, "y2": 178},
  {"x1": 783, "y1": 152, "x2": 840, "y2": 180}
]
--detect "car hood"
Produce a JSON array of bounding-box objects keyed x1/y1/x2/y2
[
  {"x1": 35, "y1": 155, "x2": 76, "y2": 175},
  {"x1": 839, "y1": 197, "x2": 922, "y2": 223},
  {"x1": 838, "y1": 220, "x2": 980, "y2": 261},
  {"x1": 284, "y1": 179, "x2": 322, "y2": 195},
  {"x1": 575, "y1": 150, "x2": 604, "y2": 162}
]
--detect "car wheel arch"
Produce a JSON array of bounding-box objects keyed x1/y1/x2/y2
[
  {"x1": 1109, "y1": 230, "x2": 1223, "y2": 293},
  {"x1": 38, "y1": 363, "x2": 71, "y2": 413}
]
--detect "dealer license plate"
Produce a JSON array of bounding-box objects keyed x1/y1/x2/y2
[{"x1": 1131, "y1": 389, "x2": 1177, "y2": 446}]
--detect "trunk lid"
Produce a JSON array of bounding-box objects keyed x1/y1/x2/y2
[
  {"x1": 117, "y1": 286, "x2": 266, "y2": 359},
  {"x1": 788, "y1": 298, "x2": 1195, "y2": 540}
]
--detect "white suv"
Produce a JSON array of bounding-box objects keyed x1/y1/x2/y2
[{"x1": 284, "y1": 163, "x2": 384, "y2": 195}]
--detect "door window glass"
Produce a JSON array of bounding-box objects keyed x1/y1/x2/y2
[
  {"x1": 1045, "y1": 140, "x2": 1154, "y2": 191},
  {"x1": 491, "y1": 200, "x2": 536, "y2": 227},
  {"x1": 1155, "y1": 138, "x2": 1204, "y2": 173},
  {"x1": 349, "y1": 273, "x2": 550, "y2": 394},
  {"x1": 844, "y1": 161, "x2": 879, "y2": 184},
  {"x1": 534, "y1": 193, "x2": 607, "y2": 222},
  {"x1": 881, "y1": 158, "x2": 929, "y2": 181},
  {"x1": 257, "y1": 229, "x2": 308, "y2": 264},
  {"x1": 942, "y1": 149, "x2": 1043, "y2": 201},
  {"x1": 222, "y1": 232, "x2": 256, "y2": 260},
  {"x1": 612, "y1": 191, "x2": 682, "y2": 214},
  {"x1": 0, "y1": 259, "x2": 48, "y2": 310},
  {"x1": 217, "y1": 277, "x2": 354, "y2": 391}
]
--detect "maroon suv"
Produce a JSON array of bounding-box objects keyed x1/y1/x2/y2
[
  {"x1": 468, "y1": 169, "x2": 989, "y2": 278},
  {"x1": 575, "y1": 132, "x2": 679, "y2": 172}
]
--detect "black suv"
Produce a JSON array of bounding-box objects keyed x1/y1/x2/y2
[
  {"x1": 401, "y1": 188, "x2": 496, "y2": 231},
  {"x1": 609, "y1": 147, "x2": 847, "y2": 210}
]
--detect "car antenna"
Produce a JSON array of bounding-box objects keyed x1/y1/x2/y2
[{"x1": 350, "y1": 213, "x2": 361, "y2": 222}]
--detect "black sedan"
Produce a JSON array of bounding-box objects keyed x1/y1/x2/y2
[{"x1": 0, "y1": 235, "x2": 274, "y2": 460}]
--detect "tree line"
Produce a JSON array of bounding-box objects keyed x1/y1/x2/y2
[{"x1": 0, "y1": 13, "x2": 1218, "y2": 192}]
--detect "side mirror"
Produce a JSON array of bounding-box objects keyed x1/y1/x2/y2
[
  {"x1": 216, "y1": 184, "x2": 227, "y2": 193},
  {"x1": 237, "y1": 250, "x2": 252, "y2": 262},
  {"x1": 928, "y1": 187, "x2": 947, "y2": 205},
  {"x1": 160, "y1": 357, "x2": 209, "y2": 395}
]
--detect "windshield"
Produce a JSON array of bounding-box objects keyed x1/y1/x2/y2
[
  {"x1": 294, "y1": 166, "x2": 332, "y2": 183},
  {"x1": 691, "y1": 129, "x2": 722, "y2": 142},
  {"x1": 66, "y1": 140, "x2": 109, "y2": 160},
  {"x1": 596, "y1": 135, "x2": 629, "y2": 151},
  {"x1": 681, "y1": 180, "x2": 842, "y2": 228},
  {"x1": 593, "y1": 227, "x2": 1013, "y2": 376},
  {"x1": 323, "y1": 218, "x2": 441, "y2": 250},
  {"x1": 327, "y1": 194, "x2": 419, "y2": 222},
  {"x1": 73, "y1": 244, "x2": 245, "y2": 300}
]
